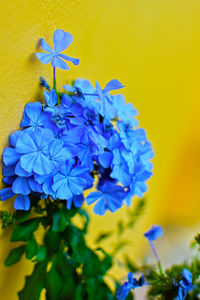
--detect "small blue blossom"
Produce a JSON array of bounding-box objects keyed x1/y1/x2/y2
[
  {"x1": 43, "y1": 89, "x2": 58, "y2": 113},
  {"x1": 52, "y1": 163, "x2": 91, "y2": 200},
  {"x1": 175, "y1": 269, "x2": 193, "y2": 300},
  {"x1": 144, "y1": 225, "x2": 163, "y2": 241},
  {"x1": 36, "y1": 29, "x2": 79, "y2": 70},
  {"x1": 20, "y1": 102, "x2": 49, "y2": 133},
  {"x1": 15, "y1": 128, "x2": 54, "y2": 175},
  {"x1": 95, "y1": 79, "x2": 124, "y2": 120},
  {"x1": 116, "y1": 273, "x2": 146, "y2": 300},
  {"x1": 86, "y1": 182, "x2": 126, "y2": 215},
  {"x1": 40, "y1": 76, "x2": 50, "y2": 90}
]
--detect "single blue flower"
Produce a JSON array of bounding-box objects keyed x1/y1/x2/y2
[
  {"x1": 64, "y1": 79, "x2": 100, "y2": 112},
  {"x1": 48, "y1": 139, "x2": 74, "y2": 171},
  {"x1": 15, "y1": 128, "x2": 54, "y2": 175},
  {"x1": 36, "y1": 29, "x2": 79, "y2": 70},
  {"x1": 144, "y1": 225, "x2": 163, "y2": 241},
  {"x1": 20, "y1": 102, "x2": 49, "y2": 132},
  {"x1": 116, "y1": 273, "x2": 146, "y2": 300},
  {"x1": 86, "y1": 182, "x2": 126, "y2": 215},
  {"x1": 44, "y1": 89, "x2": 58, "y2": 113},
  {"x1": 95, "y1": 79, "x2": 124, "y2": 120},
  {"x1": 52, "y1": 163, "x2": 89, "y2": 200},
  {"x1": 175, "y1": 269, "x2": 193, "y2": 300}
]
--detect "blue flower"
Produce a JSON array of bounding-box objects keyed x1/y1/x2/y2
[
  {"x1": 15, "y1": 128, "x2": 54, "y2": 175},
  {"x1": 86, "y1": 182, "x2": 126, "y2": 215},
  {"x1": 116, "y1": 273, "x2": 146, "y2": 300},
  {"x1": 112, "y1": 94, "x2": 138, "y2": 127},
  {"x1": 175, "y1": 269, "x2": 193, "y2": 300},
  {"x1": 36, "y1": 29, "x2": 79, "y2": 70},
  {"x1": 0, "y1": 188, "x2": 30, "y2": 211},
  {"x1": 44, "y1": 89, "x2": 58, "y2": 113},
  {"x1": 64, "y1": 79, "x2": 100, "y2": 112},
  {"x1": 144, "y1": 225, "x2": 163, "y2": 241},
  {"x1": 95, "y1": 79, "x2": 124, "y2": 120},
  {"x1": 20, "y1": 102, "x2": 49, "y2": 132},
  {"x1": 52, "y1": 162, "x2": 90, "y2": 200}
]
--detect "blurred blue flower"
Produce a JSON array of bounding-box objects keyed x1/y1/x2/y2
[
  {"x1": 116, "y1": 273, "x2": 146, "y2": 300},
  {"x1": 86, "y1": 182, "x2": 126, "y2": 215},
  {"x1": 175, "y1": 269, "x2": 193, "y2": 300},
  {"x1": 36, "y1": 29, "x2": 79, "y2": 70},
  {"x1": 144, "y1": 225, "x2": 163, "y2": 241}
]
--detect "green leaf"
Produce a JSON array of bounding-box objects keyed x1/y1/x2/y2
[
  {"x1": 124, "y1": 255, "x2": 139, "y2": 273},
  {"x1": 95, "y1": 231, "x2": 113, "y2": 244},
  {"x1": 52, "y1": 211, "x2": 66, "y2": 232},
  {"x1": 18, "y1": 261, "x2": 47, "y2": 300},
  {"x1": 25, "y1": 238, "x2": 38, "y2": 260},
  {"x1": 35, "y1": 246, "x2": 47, "y2": 262},
  {"x1": 14, "y1": 210, "x2": 31, "y2": 223},
  {"x1": 46, "y1": 264, "x2": 63, "y2": 299},
  {"x1": 10, "y1": 218, "x2": 39, "y2": 242},
  {"x1": 4, "y1": 245, "x2": 25, "y2": 266},
  {"x1": 44, "y1": 230, "x2": 60, "y2": 253}
]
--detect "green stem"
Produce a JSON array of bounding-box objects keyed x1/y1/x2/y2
[
  {"x1": 53, "y1": 67, "x2": 56, "y2": 91},
  {"x1": 157, "y1": 260, "x2": 163, "y2": 275}
]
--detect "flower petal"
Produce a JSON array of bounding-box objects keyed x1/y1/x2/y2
[
  {"x1": 20, "y1": 152, "x2": 37, "y2": 173},
  {"x1": 58, "y1": 54, "x2": 79, "y2": 65},
  {"x1": 14, "y1": 195, "x2": 30, "y2": 211},
  {"x1": 103, "y1": 79, "x2": 125, "y2": 93},
  {"x1": 51, "y1": 56, "x2": 69, "y2": 70},
  {"x1": 16, "y1": 133, "x2": 37, "y2": 154},
  {"x1": 0, "y1": 188, "x2": 15, "y2": 201},
  {"x1": 12, "y1": 177, "x2": 31, "y2": 195},
  {"x1": 53, "y1": 30, "x2": 73, "y2": 52},
  {"x1": 40, "y1": 38, "x2": 54, "y2": 53},
  {"x1": 3, "y1": 147, "x2": 20, "y2": 166},
  {"x1": 86, "y1": 192, "x2": 101, "y2": 205},
  {"x1": 93, "y1": 198, "x2": 106, "y2": 215},
  {"x1": 36, "y1": 52, "x2": 53, "y2": 64}
]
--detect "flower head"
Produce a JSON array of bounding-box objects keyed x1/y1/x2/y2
[
  {"x1": 36, "y1": 29, "x2": 79, "y2": 70},
  {"x1": 175, "y1": 269, "x2": 193, "y2": 300},
  {"x1": 116, "y1": 273, "x2": 146, "y2": 300},
  {"x1": 144, "y1": 225, "x2": 163, "y2": 241}
]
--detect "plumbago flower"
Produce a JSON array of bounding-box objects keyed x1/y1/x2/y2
[
  {"x1": 116, "y1": 272, "x2": 147, "y2": 300},
  {"x1": 36, "y1": 29, "x2": 79, "y2": 70},
  {"x1": 0, "y1": 29, "x2": 153, "y2": 215}
]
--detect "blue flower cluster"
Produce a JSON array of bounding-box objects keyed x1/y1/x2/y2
[
  {"x1": 0, "y1": 30, "x2": 153, "y2": 215},
  {"x1": 116, "y1": 272, "x2": 146, "y2": 300}
]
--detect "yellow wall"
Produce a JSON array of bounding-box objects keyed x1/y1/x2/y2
[{"x1": 1, "y1": 0, "x2": 200, "y2": 298}]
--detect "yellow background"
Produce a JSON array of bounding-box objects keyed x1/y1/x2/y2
[{"x1": 1, "y1": 0, "x2": 200, "y2": 298}]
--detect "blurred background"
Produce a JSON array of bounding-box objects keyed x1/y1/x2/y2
[{"x1": 0, "y1": 0, "x2": 200, "y2": 298}]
